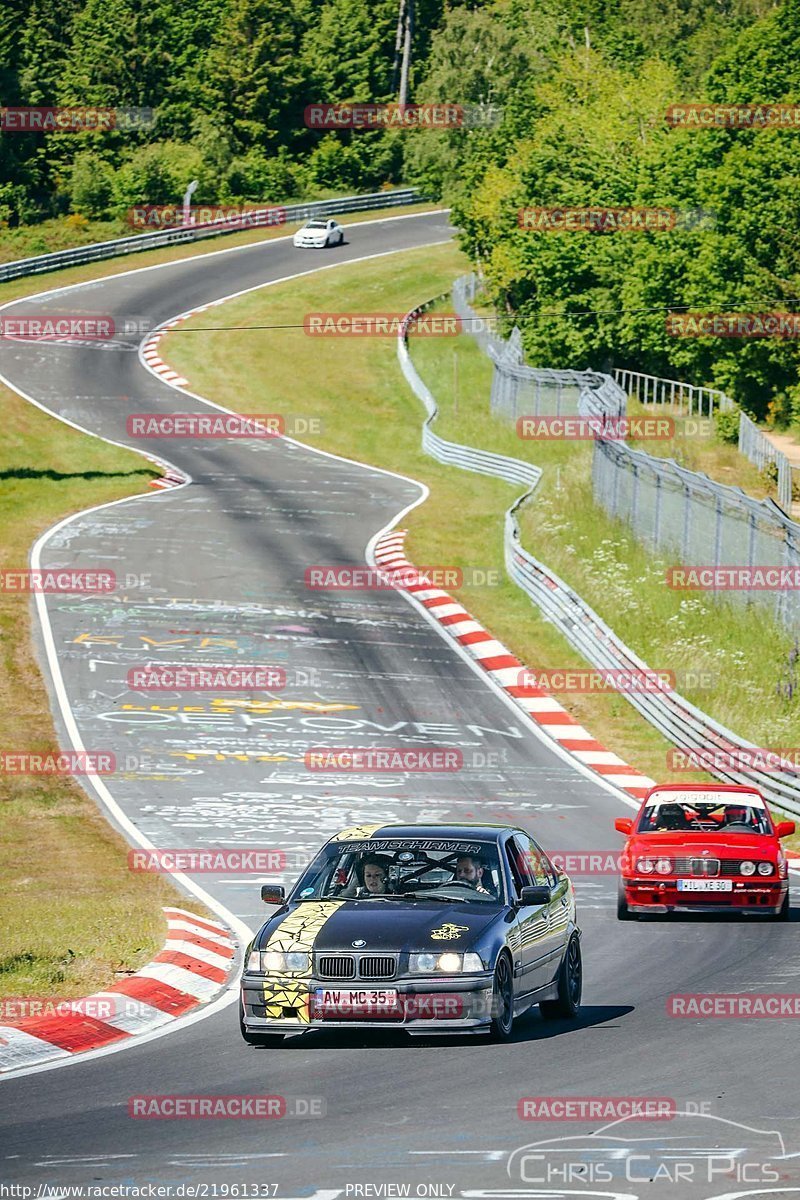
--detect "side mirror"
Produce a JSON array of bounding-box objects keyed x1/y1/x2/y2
[
  {"x1": 775, "y1": 821, "x2": 796, "y2": 839},
  {"x1": 261, "y1": 884, "x2": 286, "y2": 904},
  {"x1": 518, "y1": 884, "x2": 552, "y2": 907},
  {"x1": 615, "y1": 818, "x2": 633, "y2": 835}
]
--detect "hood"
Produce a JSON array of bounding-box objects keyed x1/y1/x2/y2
[
  {"x1": 627, "y1": 831, "x2": 778, "y2": 858},
  {"x1": 258, "y1": 899, "x2": 502, "y2": 953}
]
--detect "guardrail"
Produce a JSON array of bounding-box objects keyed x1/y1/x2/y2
[
  {"x1": 613, "y1": 368, "x2": 734, "y2": 416},
  {"x1": 0, "y1": 188, "x2": 423, "y2": 284},
  {"x1": 397, "y1": 285, "x2": 800, "y2": 818},
  {"x1": 738, "y1": 410, "x2": 794, "y2": 513}
]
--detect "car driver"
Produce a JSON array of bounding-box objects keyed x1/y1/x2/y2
[{"x1": 454, "y1": 854, "x2": 491, "y2": 894}]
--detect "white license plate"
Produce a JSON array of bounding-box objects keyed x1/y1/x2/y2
[
  {"x1": 315, "y1": 988, "x2": 398, "y2": 1013},
  {"x1": 676, "y1": 879, "x2": 732, "y2": 892}
]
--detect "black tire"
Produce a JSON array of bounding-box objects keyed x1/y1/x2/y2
[
  {"x1": 539, "y1": 933, "x2": 582, "y2": 1020},
  {"x1": 239, "y1": 1000, "x2": 285, "y2": 1047},
  {"x1": 489, "y1": 954, "x2": 515, "y2": 1041},
  {"x1": 617, "y1": 883, "x2": 634, "y2": 921},
  {"x1": 772, "y1": 892, "x2": 790, "y2": 921}
]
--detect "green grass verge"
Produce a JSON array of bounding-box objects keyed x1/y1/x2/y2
[{"x1": 0, "y1": 385, "x2": 193, "y2": 997}]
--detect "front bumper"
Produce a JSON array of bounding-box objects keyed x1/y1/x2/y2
[
  {"x1": 293, "y1": 238, "x2": 326, "y2": 247},
  {"x1": 622, "y1": 876, "x2": 787, "y2": 914},
  {"x1": 241, "y1": 971, "x2": 495, "y2": 1032}
]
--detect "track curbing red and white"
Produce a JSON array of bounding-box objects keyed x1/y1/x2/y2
[
  {"x1": 374, "y1": 529, "x2": 657, "y2": 801},
  {"x1": 0, "y1": 908, "x2": 237, "y2": 1074}
]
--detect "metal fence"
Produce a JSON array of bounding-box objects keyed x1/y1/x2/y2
[
  {"x1": 614, "y1": 367, "x2": 793, "y2": 513},
  {"x1": 592, "y1": 437, "x2": 800, "y2": 627},
  {"x1": 738, "y1": 410, "x2": 794, "y2": 513},
  {"x1": 0, "y1": 188, "x2": 423, "y2": 284},
  {"x1": 613, "y1": 368, "x2": 734, "y2": 417},
  {"x1": 451, "y1": 275, "x2": 615, "y2": 421},
  {"x1": 396, "y1": 281, "x2": 800, "y2": 815},
  {"x1": 454, "y1": 273, "x2": 800, "y2": 618}
]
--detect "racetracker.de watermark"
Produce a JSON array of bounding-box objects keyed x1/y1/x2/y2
[
  {"x1": 669, "y1": 994, "x2": 800, "y2": 1016},
  {"x1": 1, "y1": 751, "x2": 115, "y2": 775},
  {"x1": 0, "y1": 316, "x2": 116, "y2": 340},
  {"x1": 518, "y1": 207, "x2": 677, "y2": 232},
  {"x1": 517, "y1": 415, "x2": 673, "y2": 440},
  {"x1": 304, "y1": 102, "x2": 502, "y2": 129},
  {"x1": 666, "y1": 102, "x2": 800, "y2": 128},
  {"x1": 127, "y1": 204, "x2": 285, "y2": 229},
  {"x1": 667, "y1": 746, "x2": 800, "y2": 772},
  {"x1": 304, "y1": 312, "x2": 461, "y2": 336},
  {"x1": 126, "y1": 413, "x2": 283, "y2": 438},
  {"x1": 127, "y1": 665, "x2": 286, "y2": 691},
  {"x1": 128, "y1": 848, "x2": 286, "y2": 873},
  {"x1": 0, "y1": 106, "x2": 154, "y2": 131},
  {"x1": 547, "y1": 851, "x2": 632, "y2": 875},
  {"x1": 515, "y1": 667, "x2": 675, "y2": 692},
  {"x1": 305, "y1": 747, "x2": 463, "y2": 771},
  {"x1": 667, "y1": 565, "x2": 800, "y2": 589},
  {"x1": 0, "y1": 996, "x2": 164, "y2": 1022},
  {"x1": 667, "y1": 312, "x2": 800, "y2": 337},
  {"x1": 0, "y1": 568, "x2": 115, "y2": 592},
  {"x1": 518, "y1": 1097, "x2": 677, "y2": 1120},
  {"x1": 305, "y1": 565, "x2": 499, "y2": 589},
  {"x1": 128, "y1": 1095, "x2": 325, "y2": 1119}
]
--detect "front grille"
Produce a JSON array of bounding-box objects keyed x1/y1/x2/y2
[
  {"x1": 673, "y1": 857, "x2": 761, "y2": 877},
  {"x1": 674, "y1": 857, "x2": 720, "y2": 877},
  {"x1": 317, "y1": 955, "x2": 356, "y2": 979},
  {"x1": 315, "y1": 954, "x2": 396, "y2": 980},
  {"x1": 359, "y1": 955, "x2": 396, "y2": 980}
]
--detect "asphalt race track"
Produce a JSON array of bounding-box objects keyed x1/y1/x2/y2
[{"x1": 1, "y1": 212, "x2": 799, "y2": 1199}]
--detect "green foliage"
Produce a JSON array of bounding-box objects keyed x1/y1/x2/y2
[
  {"x1": 442, "y1": 0, "x2": 800, "y2": 418},
  {"x1": 714, "y1": 408, "x2": 742, "y2": 444}
]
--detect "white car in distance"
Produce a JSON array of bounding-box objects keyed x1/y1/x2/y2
[{"x1": 293, "y1": 218, "x2": 345, "y2": 248}]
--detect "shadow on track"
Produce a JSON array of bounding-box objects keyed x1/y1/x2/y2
[{"x1": 239, "y1": 1005, "x2": 633, "y2": 1052}]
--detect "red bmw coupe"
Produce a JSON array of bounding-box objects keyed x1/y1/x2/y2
[{"x1": 615, "y1": 783, "x2": 795, "y2": 920}]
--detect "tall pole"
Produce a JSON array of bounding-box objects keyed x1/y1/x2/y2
[
  {"x1": 392, "y1": 0, "x2": 406, "y2": 95},
  {"x1": 398, "y1": 0, "x2": 413, "y2": 107}
]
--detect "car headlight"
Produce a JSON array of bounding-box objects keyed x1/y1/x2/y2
[
  {"x1": 740, "y1": 860, "x2": 756, "y2": 876},
  {"x1": 757, "y1": 861, "x2": 774, "y2": 876},
  {"x1": 655, "y1": 858, "x2": 672, "y2": 875},
  {"x1": 408, "y1": 952, "x2": 484, "y2": 973},
  {"x1": 637, "y1": 858, "x2": 655, "y2": 874},
  {"x1": 246, "y1": 950, "x2": 309, "y2": 973}
]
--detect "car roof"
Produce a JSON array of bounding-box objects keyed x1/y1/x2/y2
[
  {"x1": 329, "y1": 823, "x2": 514, "y2": 843},
  {"x1": 643, "y1": 783, "x2": 765, "y2": 800}
]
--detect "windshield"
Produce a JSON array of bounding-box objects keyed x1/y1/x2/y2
[
  {"x1": 290, "y1": 837, "x2": 505, "y2": 904},
  {"x1": 637, "y1": 796, "x2": 771, "y2": 835},
  {"x1": 305, "y1": 220, "x2": 328, "y2": 228}
]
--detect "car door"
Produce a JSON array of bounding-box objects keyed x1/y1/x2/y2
[{"x1": 504, "y1": 834, "x2": 563, "y2": 995}]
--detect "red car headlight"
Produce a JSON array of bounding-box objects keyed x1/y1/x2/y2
[
  {"x1": 637, "y1": 857, "x2": 655, "y2": 874},
  {"x1": 740, "y1": 860, "x2": 756, "y2": 876},
  {"x1": 757, "y1": 861, "x2": 774, "y2": 876},
  {"x1": 655, "y1": 858, "x2": 672, "y2": 875}
]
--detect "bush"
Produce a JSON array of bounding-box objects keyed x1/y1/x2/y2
[
  {"x1": 714, "y1": 407, "x2": 741, "y2": 445},
  {"x1": 67, "y1": 152, "x2": 116, "y2": 219},
  {"x1": 110, "y1": 142, "x2": 209, "y2": 215}
]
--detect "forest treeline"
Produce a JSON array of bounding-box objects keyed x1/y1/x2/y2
[{"x1": 3, "y1": 0, "x2": 800, "y2": 415}]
